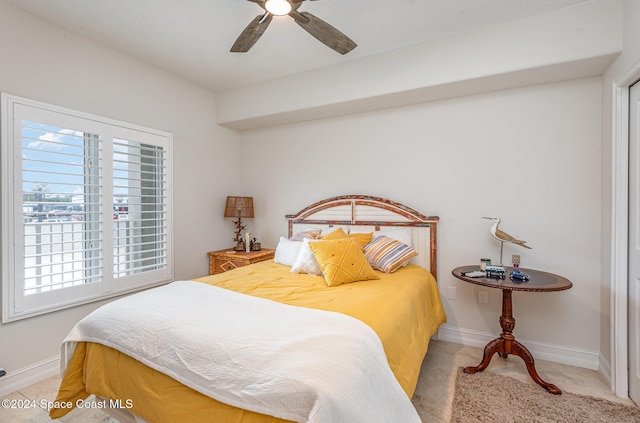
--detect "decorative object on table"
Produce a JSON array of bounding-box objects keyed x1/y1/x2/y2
[
  {"x1": 482, "y1": 217, "x2": 531, "y2": 265},
  {"x1": 509, "y1": 270, "x2": 530, "y2": 282},
  {"x1": 245, "y1": 232, "x2": 252, "y2": 253},
  {"x1": 512, "y1": 254, "x2": 521, "y2": 269},
  {"x1": 462, "y1": 270, "x2": 486, "y2": 278},
  {"x1": 250, "y1": 238, "x2": 261, "y2": 251},
  {"x1": 224, "y1": 196, "x2": 254, "y2": 251},
  {"x1": 485, "y1": 265, "x2": 506, "y2": 279},
  {"x1": 480, "y1": 258, "x2": 491, "y2": 271}
]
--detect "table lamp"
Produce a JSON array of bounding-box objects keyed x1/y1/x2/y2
[{"x1": 224, "y1": 196, "x2": 254, "y2": 251}]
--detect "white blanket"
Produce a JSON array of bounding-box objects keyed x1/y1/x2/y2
[{"x1": 61, "y1": 281, "x2": 421, "y2": 423}]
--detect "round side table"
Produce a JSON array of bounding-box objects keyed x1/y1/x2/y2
[{"x1": 452, "y1": 265, "x2": 572, "y2": 394}]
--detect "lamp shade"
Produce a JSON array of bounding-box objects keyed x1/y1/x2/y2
[{"x1": 224, "y1": 196, "x2": 254, "y2": 218}]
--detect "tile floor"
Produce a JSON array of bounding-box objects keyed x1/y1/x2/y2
[{"x1": 1, "y1": 340, "x2": 636, "y2": 422}]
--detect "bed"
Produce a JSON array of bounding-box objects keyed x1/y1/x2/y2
[{"x1": 49, "y1": 195, "x2": 446, "y2": 423}]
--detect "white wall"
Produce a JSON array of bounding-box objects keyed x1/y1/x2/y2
[
  {"x1": 0, "y1": 1, "x2": 238, "y2": 393},
  {"x1": 240, "y1": 77, "x2": 603, "y2": 366}
]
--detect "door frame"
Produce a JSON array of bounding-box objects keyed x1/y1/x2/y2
[{"x1": 612, "y1": 60, "x2": 640, "y2": 398}]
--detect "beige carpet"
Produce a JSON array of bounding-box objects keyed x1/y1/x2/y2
[{"x1": 448, "y1": 369, "x2": 640, "y2": 423}]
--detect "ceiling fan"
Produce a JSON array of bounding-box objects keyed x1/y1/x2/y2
[{"x1": 231, "y1": 0, "x2": 357, "y2": 55}]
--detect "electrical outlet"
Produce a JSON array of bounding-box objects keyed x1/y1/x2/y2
[
  {"x1": 478, "y1": 291, "x2": 489, "y2": 304},
  {"x1": 448, "y1": 286, "x2": 457, "y2": 300}
]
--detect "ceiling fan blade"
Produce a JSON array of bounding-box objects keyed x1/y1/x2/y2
[
  {"x1": 289, "y1": 11, "x2": 356, "y2": 55},
  {"x1": 231, "y1": 13, "x2": 273, "y2": 53}
]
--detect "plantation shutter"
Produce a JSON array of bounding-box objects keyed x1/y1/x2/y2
[
  {"x1": 112, "y1": 136, "x2": 169, "y2": 281},
  {"x1": 2, "y1": 94, "x2": 172, "y2": 322},
  {"x1": 21, "y1": 121, "x2": 104, "y2": 295}
]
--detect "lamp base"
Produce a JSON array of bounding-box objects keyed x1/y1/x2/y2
[{"x1": 234, "y1": 241, "x2": 245, "y2": 252}]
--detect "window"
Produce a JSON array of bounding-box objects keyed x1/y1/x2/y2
[{"x1": 1, "y1": 94, "x2": 173, "y2": 322}]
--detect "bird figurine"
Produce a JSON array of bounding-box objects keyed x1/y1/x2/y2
[{"x1": 482, "y1": 217, "x2": 532, "y2": 249}]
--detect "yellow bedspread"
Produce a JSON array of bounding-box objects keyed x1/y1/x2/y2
[{"x1": 50, "y1": 261, "x2": 446, "y2": 422}]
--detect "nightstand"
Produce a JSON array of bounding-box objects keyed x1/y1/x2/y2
[{"x1": 208, "y1": 248, "x2": 275, "y2": 275}]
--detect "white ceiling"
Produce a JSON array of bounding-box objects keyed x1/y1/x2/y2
[{"x1": 3, "y1": 0, "x2": 591, "y2": 93}]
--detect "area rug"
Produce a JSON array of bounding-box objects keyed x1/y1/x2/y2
[{"x1": 450, "y1": 369, "x2": 640, "y2": 423}]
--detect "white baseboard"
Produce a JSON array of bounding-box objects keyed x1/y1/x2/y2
[
  {"x1": 0, "y1": 355, "x2": 60, "y2": 397},
  {"x1": 437, "y1": 323, "x2": 601, "y2": 371},
  {"x1": 598, "y1": 353, "x2": 612, "y2": 387}
]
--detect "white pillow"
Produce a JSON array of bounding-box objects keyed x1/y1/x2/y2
[
  {"x1": 372, "y1": 227, "x2": 413, "y2": 247},
  {"x1": 274, "y1": 237, "x2": 303, "y2": 267},
  {"x1": 290, "y1": 238, "x2": 323, "y2": 276}
]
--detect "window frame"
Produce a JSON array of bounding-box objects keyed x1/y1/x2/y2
[{"x1": 1, "y1": 93, "x2": 174, "y2": 322}]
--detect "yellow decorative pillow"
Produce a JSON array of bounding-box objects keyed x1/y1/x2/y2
[
  {"x1": 321, "y1": 227, "x2": 348, "y2": 240},
  {"x1": 308, "y1": 238, "x2": 379, "y2": 287},
  {"x1": 348, "y1": 231, "x2": 373, "y2": 247},
  {"x1": 321, "y1": 227, "x2": 372, "y2": 247}
]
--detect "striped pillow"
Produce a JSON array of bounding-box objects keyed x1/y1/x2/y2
[
  {"x1": 363, "y1": 235, "x2": 418, "y2": 273},
  {"x1": 290, "y1": 229, "x2": 322, "y2": 242}
]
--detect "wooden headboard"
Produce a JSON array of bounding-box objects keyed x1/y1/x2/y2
[{"x1": 286, "y1": 195, "x2": 440, "y2": 280}]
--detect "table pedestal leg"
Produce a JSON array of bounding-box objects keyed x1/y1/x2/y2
[{"x1": 463, "y1": 289, "x2": 562, "y2": 395}]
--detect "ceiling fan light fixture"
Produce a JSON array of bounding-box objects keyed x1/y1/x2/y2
[
  {"x1": 231, "y1": 0, "x2": 357, "y2": 54},
  {"x1": 265, "y1": 0, "x2": 292, "y2": 16}
]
